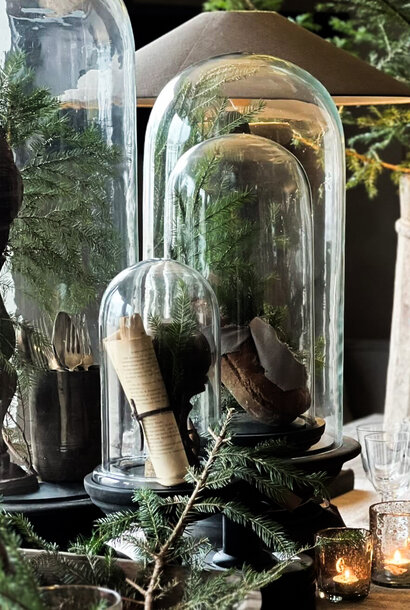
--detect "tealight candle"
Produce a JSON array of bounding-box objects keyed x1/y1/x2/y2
[
  {"x1": 384, "y1": 549, "x2": 410, "y2": 575},
  {"x1": 370, "y1": 501, "x2": 410, "y2": 588},
  {"x1": 315, "y1": 528, "x2": 372, "y2": 603},
  {"x1": 333, "y1": 559, "x2": 359, "y2": 585}
]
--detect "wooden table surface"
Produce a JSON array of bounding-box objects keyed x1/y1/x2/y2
[
  {"x1": 316, "y1": 584, "x2": 410, "y2": 608},
  {"x1": 317, "y1": 415, "x2": 410, "y2": 608}
]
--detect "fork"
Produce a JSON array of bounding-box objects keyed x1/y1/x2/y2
[
  {"x1": 37, "y1": 316, "x2": 60, "y2": 370},
  {"x1": 24, "y1": 326, "x2": 48, "y2": 370},
  {"x1": 64, "y1": 319, "x2": 83, "y2": 371},
  {"x1": 75, "y1": 313, "x2": 93, "y2": 371}
]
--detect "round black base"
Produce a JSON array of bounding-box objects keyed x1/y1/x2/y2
[
  {"x1": 289, "y1": 435, "x2": 360, "y2": 478},
  {"x1": 231, "y1": 413, "x2": 326, "y2": 452},
  {"x1": 3, "y1": 481, "x2": 102, "y2": 547},
  {"x1": 84, "y1": 472, "x2": 192, "y2": 514},
  {"x1": 85, "y1": 436, "x2": 360, "y2": 514},
  {"x1": 212, "y1": 550, "x2": 247, "y2": 569},
  {"x1": 371, "y1": 579, "x2": 410, "y2": 589}
]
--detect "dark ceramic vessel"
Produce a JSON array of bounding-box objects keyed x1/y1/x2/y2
[{"x1": 30, "y1": 367, "x2": 101, "y2": 482}]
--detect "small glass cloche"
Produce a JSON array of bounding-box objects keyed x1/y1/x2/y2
[{"x1": 92, "y1": 259, "x2": 220, "y2": 491}]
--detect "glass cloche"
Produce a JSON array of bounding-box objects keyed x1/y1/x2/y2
[
  {"x1": 91, "y1": 259, "x2": 220, "y2": 491},
  {"x1": 165, "y1": 133, "x2": 318, "y2": 448},
  {"x1": 1, "y1": 0, "x2": 137, "y2": 353},
  {"x1": 143, "y1": 53, "x2": 345, "y2": 451}
]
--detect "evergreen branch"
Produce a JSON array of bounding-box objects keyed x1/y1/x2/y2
[
  {"x1": 138, "y1": 410, "x2": 233, "y2": 610},
  {"x1": 178, "y1": 559, "x2": 292, "y2": 610},
  {"x1": 203, "y1": 0, "x2": 282, "y2": 10},
  {"x1": 0, "y1": 591, "x2": 40, "y2": 610},
  {"x1": 89, "y1": 512, "x2": 141, "y2": 550},
  {"x1": 222, "y1": 507, "x2": 295, "y2": 554},
  {"x1": 319, "y1": 0, "x2": 409, "y2": 28},
  {"x1": 0, "y1": 523, "x2": 44, "y2": 610},
  {"x1": 318, "y1": 0, "x2": 410, "y2": 81},
  {"x1": 212, "y1": 101, "x2": 266, "y2": 138},
  {"x1": 192, "y1": 497, "x2": 295, "y2": 554},
  {"x1": 0, "y1": 51, "x2": 122, "y2": 318},
  {"x1": 170, "y1": 536, "x2": 211, "y2": 567},
  {"x1": 212, "y1": 441, "x2": 329, "y2": 499},
  {"x1": 0, "y1": 514, "x2": 57, "y2": 553},
  {"x1": 125, "y1": 578, "x2": 147, "y2": 598},
  {"x1": 136, "y1": 490, "x2": 173, "y2": 546},
  {"x1": 346, "y1": 148, "x2": 410, "y2": 174},
  {"x1": 0, "y1": 407, "x2": 326, "y2": 609}
]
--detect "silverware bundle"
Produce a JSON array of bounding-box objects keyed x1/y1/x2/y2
[{"x1": 19, "y1": 312, "x2": 94, "y2": 372}]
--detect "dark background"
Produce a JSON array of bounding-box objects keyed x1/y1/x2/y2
[{"x1": 125, "y1": 0, "x2": 400, "y2": 420}]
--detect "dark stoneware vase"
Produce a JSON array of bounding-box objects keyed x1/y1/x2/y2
[{"x1": 30, "y1": 367, "x2": 101, "y2": 482}]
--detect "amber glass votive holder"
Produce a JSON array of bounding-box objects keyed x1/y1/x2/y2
[
  {"x1": 370, "y1": 501, "x2": 410, "y2": 588},
  {"x1": 315, "y1": 528, "x2": 372, "y2": 603}
]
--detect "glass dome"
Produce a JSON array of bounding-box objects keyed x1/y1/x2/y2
[
  {"x1": 1, "y1": 0, "x2": 137, "y2": 352},
  {"x1": 165, "y1": 134, "x2": 320, "y2": 448},
  {"x1": 93, "y1": 259, "x2": 220, "y2": 489},
  {"x1": 143, "y1": 53, "x2": 345, "y2": 449}
]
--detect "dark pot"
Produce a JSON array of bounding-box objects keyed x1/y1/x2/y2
[{"x1": 29, "y1": 367, "x2": 101, "y2": 482}]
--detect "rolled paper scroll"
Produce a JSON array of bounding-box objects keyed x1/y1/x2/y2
[{"x1": 104, "y1": 314, "x2": 189, "y2": 486}]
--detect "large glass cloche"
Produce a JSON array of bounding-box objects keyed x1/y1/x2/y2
[{"x1": 143, "y1": 53, "x2": 345, "y2": 451}]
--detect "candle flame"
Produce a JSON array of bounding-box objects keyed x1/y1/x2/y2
[
  {"x1": 386, "y1": 548, "x2": 410, "y2": 565},
  {"x1": 333, "y1": 558, "x2": 359, "y2": 584},
  {"x1": 384, "y1": 547, "x2": 410, "y2": 575}
]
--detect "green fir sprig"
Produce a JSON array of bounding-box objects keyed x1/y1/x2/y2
[
  {"x1": 170, "y1": 150, "x2": 260, "y2": 325},
  {"x1": 0, "y1": 50, "x2": 123, "y2": 472},
  {"x1": 75, "y1": 410, "x2": 325, "y2": 609},
  {"x1": 152, "y1": 63, "x2": 265, "y2": 256},
  {"x1": 0, "y1": 410, "x2": 326, "y2": 610},
  {"x1": 1, "y1": 51, "x2": 122, "y2": 315},
  {"x1": 203, "y1": 0, "x2": 282, "y2": 11},
  {"x1": 318, "y1": 0, "x2": 409, "y2": 81},
  {"x1": 315, "y1": 1, "x2": 410, "y2": 195},
  {"x1": 148, "y1": 280, "x2": 203, "y2": 460},
  {"x1": 0, "y1": 527, "x2": 44, "y2": 610},
  {"x1": 201, "y1": 0, "x2": 410, "y2": 196}
]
